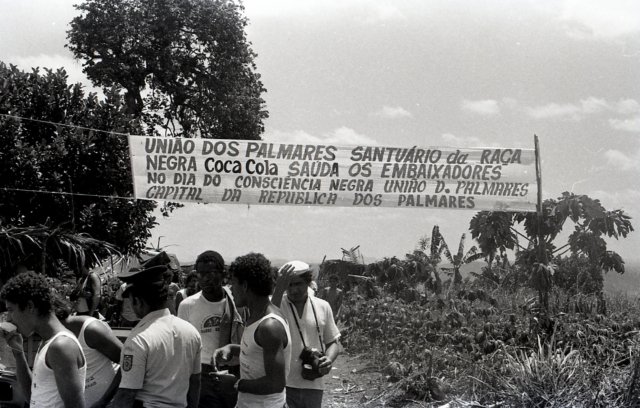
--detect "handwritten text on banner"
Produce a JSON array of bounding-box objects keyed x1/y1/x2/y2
[{"x1": 129, "y1": 136, "x2": 537, "y2": 212}]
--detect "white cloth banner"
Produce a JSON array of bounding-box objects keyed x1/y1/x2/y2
[{"x1": 129, "y1": 136, "x2": 537, "y2": 212}]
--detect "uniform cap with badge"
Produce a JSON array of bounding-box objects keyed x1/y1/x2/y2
[{"x1": 120, "y1": 251, "x2": 172, "y2": 298}]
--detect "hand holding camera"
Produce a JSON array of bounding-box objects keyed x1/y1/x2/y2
[{"x1": 299, "y1": 347, "x2": 331, "y2": 381}]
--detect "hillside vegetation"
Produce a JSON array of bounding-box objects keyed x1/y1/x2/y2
[{"x1": 338, "y1": 274, "x2": 640, "y2": 407}]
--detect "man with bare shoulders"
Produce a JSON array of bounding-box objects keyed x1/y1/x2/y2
[
  {"x1": 55, "y1": 299, "x2": 122, "y2": 408},
  {"x1": 1, "y1": 271, "x2": 87, "y2": 408},
  {"x1": 319, "y1": 275, "x2": 343, "y2": 320},
  {"x1": 214, "y1": 253, "x2": 291, "y2": 408}
]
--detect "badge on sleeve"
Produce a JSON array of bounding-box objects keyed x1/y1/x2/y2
[{"x1": 123, "y1": 355, "x2": 133, "y2": 372}]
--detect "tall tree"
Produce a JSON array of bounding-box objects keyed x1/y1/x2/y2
[
  {"x1": 67, "y1": 0, "x2": 267, "y2": 139},
  {"x1": 469, "y1": 192, "x2": 633, "y2": 306},
  {"x1": 0, "y1": 63, "x2": 157, "y2": 271}
]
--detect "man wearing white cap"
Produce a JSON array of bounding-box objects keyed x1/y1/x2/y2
[
  {"x1": 111, "y1": 252, "x2": 202, "y2": 408},
  {"x1": 272, "y1": 261, "x2": 341, "y2": 408}
]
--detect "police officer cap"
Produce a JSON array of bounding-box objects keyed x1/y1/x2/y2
[
  {"x1": 119, "y1": 251, "x2": 171, "y2": 296},
  {"x1": 281, "y1": 260, "x2": 311, "y2": 276}
]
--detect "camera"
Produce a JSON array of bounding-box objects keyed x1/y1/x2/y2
[{"x1": 299, "y1": 347, "x2": 325, "y2": 381}]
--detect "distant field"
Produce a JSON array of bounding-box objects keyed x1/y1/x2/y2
[{"x1": 604, "y1": 261, "x2": 640, "y2": 296}]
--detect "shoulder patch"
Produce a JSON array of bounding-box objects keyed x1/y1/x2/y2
[{"x1": 122, "y1": 354, "x2": 133, "y2": 372}]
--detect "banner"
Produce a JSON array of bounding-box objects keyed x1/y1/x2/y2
[{"x1": 129, "y1": 136, "x2": 537, "y2": 212}]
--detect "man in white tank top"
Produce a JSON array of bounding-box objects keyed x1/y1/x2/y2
[
  {"x1": 213, "y1": 253, "x2": 291, "y2": 408},
  {"x1": 0, "y1": 271, "x2": 87, "y2": 408},
  {"x1": 55, "y1": 299, "x2": 122, "y2": 408}
]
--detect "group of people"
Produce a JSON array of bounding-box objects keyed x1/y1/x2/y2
[{"x1": 0, "y1": 249, "x2": 342, "y2": 408}]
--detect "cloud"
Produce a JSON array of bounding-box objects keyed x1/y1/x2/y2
[
  {"x1": 9, "y1": 54, "x2": 96, "y2": 92},
  {"x1": 604, "y1": 149, "x2": 640, "y2": 171},
  {"x1": 362, "y1": 3, "x2": 406, "y2": 24},
  {"x1": 608, "y1": 116, "x2": 640, "y2": 132},
  {"x1": 244, "y1": 0, "x2": 404, "y2": 22},
  {"x1": 371, "y1": 105, "x2": 412, "y2": 119},
  {"x1": 522, "y1": 97, "x2": 640, "y2": 130},
  {"x1": 263, "y1": 127, "x2": 378, "y2": 146},
  {"x1": 580, "y1": 97, "x2": 610, "y2": 114},
  {"x1": 559, "y1": 0, "x2": 640, "y2": 39},
  {"x1": 461, "y1": 99, "x2": 500, "y2": 115},
  {"x1": 440, "y1": 133, "x2": 483, "y2": 147},
  {"x1": 588, "y1": 188, "x2": 640, "y2": 215},
  {"x1": 616, "y1": 99, "x2": 640, "y2": 115},
  {"x1": 525, "y1": 103, "x2": 581, "y2": 119}
]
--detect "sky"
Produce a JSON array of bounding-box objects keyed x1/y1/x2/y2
[{"x1": 1, "y1": 0, "x2": 639, "y2": 266}]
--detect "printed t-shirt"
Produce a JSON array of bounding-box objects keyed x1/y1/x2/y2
[
  {"x1": 177, "y1": 291, "x2": 226, "y2": 365},
  {"x1": 281, "y1": 295, "x2": 340, "y2": 391}
]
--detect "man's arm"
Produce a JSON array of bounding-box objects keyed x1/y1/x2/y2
[
  {"x1": 110, "y1": 388, "x2": 137, "y2": 408},
  {"x1": 186, "y1": 373, "x2": 201, "y2": 408},
  {"x1": 48, "y1": 336, "x2": 86, "y2": 408},
  {"x1": 84, "y1": 321, "x2": 124, "y2": 407},
  {"x1": 317, "y1": 340, "x2": 340, "y2": 376},
  {"x1": 213, "y1": 344, "x2": 241, "y2": 367},
  {"x1": 87, "y1": 273, "x2": 102, "y2": 317},
  {"x1": 4, "y1": 332, "x2": 31, "y2": 402},
  {"x1": 271, "y1": 264, "x2": 296, "y2": 307},
  {"x1": 237, "y1": 318, "x2": 287, "y2": 395},
  {"x1": 335, "y1": 290, "x2": 344, "y2": 315}
]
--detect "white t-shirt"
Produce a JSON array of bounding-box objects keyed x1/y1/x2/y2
[
  {"x1": 281, "y1": 295, "x2": 340, "y2": 390},
  {"x1": 177, "y1": 291, "x2": 226, "y2": 365},
  {"x1": 120, "y1": 309, "x2": 202, "y2": 408}
]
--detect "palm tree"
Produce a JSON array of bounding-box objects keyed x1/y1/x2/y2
[
  {"x1": 442, "y1": 233, "x2": 485, "y2": 286},
  {"x1": 409, "y1": 226, "x2": 446, "y2": 294},
  {"x1": 0, "y1": 223, "x2": 120, "y2": 281}
]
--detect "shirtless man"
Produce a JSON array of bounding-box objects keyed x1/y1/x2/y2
[{"x1": 320, "y1": 275, "x2": 343, "y2": 319}]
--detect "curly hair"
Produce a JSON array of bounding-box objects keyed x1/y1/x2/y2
[
  {"x1": 195, "y1": 250, "x2": 225, "y2": 273},
  {"x1": 183, "y1": 271, "x2": 197, "y2": 285},
  {"x1": 0, "y1": 271, "x2": 56, "y2": 316},
  {"x1": 229, "y1": 253, "x2": 274, "y2": 296}
]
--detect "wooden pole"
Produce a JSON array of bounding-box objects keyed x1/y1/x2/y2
[
  {"x1": 534, "y1": 135, "x2": 550, "y2": 310},
  {"x1": 534, "y1": 135, "x2": 549, "y2": 264}
]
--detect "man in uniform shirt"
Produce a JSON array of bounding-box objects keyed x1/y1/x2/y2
[
  {"x1": 272, "y1": 261, "x2": 341, "y2": 408},
  {"x1": 178, "y1": 250, "x2": 246, "y2": 408},
  {"x1": 111, "y1": 252, "x2": 202, "y2": 408}
]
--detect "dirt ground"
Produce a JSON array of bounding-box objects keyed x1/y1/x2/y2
[
  {"x1": 322, "y1": 352, "x2": 444, "y2": 408},
  {"x1": 322, "y1": 352, "x2": 387, "y2": 407}
]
